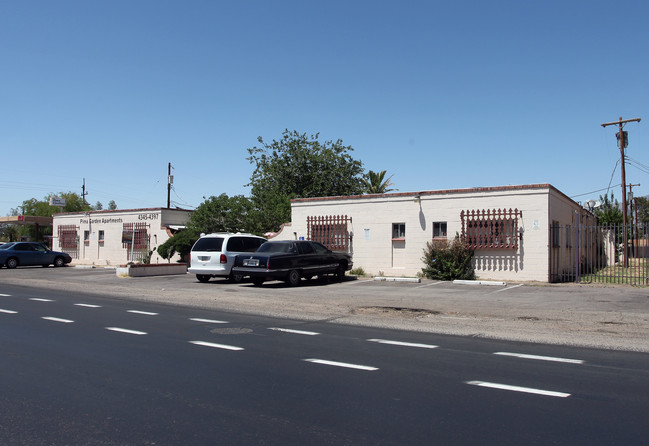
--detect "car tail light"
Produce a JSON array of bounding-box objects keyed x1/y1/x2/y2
[
  {"x1": 220, "y1": 254, "x2": 227, "y2": 264},
  {"x1": 266, "y1": 258, "x2": 270, "y2": 270}
]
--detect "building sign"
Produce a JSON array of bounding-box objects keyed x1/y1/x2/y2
[{"x1": 49, "y1": 197, "x2": 66, "y2": 207}]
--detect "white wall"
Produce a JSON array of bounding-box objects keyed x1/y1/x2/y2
[
  {"x1": 53, "y1": 208, "x2": 191, "y2": 266},
  {"x1": 285, "y1": 185, "x2": 584, "y2": 282}
]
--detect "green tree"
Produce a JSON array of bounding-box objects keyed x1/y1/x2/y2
[
  {"x1": 158, "y1": 194, "x2": 262, "y2": 260},
  {"x1": 594, "y1": 193, "x2": 623, "y2": 226},
  {"x1": 107, "y1": 200, "x2": 118, "y2": 210},
  {"x1": 246, "y1": 130, "x2": 365, "y2": 231},
  {"x1": 188, "y1": 194, "x2": 261, "y2": 235},
  {"x1": 634, "y1": 196, "x2": 649, "y2": 225},
  {"x1": 362, "y1": 170, "x2": 397, "y2": 194}
]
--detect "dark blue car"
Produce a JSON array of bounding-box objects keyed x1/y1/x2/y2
[{"x1": 0, "y1": 242, "x2": 72, "y2": 269}]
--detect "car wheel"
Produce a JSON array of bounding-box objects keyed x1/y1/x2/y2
[
  {"x1": 54, "y1": 256, "x2": 65, "y2": 267},
  {"x1": 336, "y1": 263, "x2": 346, "y2": 282},
  {"x1": 229, "y1": 273, "x2": 244, "y2": 283},
  {"x1": 196, "y1": 274, "x2": 211, "y2": 283},
  {"x1": 286, "y1": 269, "x2": 301, "y2": 286},
  {"x1": 6, "y1": 258, "x2": 18, "y2": 269},
  {"x1": 252, "y1": 278, "x2": 264, "y2": 287}
]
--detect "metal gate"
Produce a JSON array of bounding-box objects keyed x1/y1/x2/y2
[{"x1": 550, "y1": 222, "x2": 649, "y2": 285}]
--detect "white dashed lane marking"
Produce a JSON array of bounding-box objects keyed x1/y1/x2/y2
[
  {"x1": 0, "y1": 294, "x2": 11, "y2": 297},
  {"x1": 0, "y1": 309, "x2": 18, "y2": 314},
  {"x1": 304, "y1": 359, "x2": 379, "y2": 371},
  {"x1": 29, "y1": 298, "x2": 53, "y2": 302},
  {"x1": 74, "y1": 303, "x2": 102, "y2": 308},
  {"x1": 367, "y1": 339, "x2": 438, "y2": 349},
  {"x1": 494, "y1": 352, "x2": 584, "y2": 364},
  {"x1": 189, "y1": 318, "x2": 229, "y2": 324},
  {"x1": 269, "y1": 327, "x2": 320, "y2": 336},
  {"x1": 105, "y1": 327, "x2": 148, "y2": 335},
  {"x1": 189, "y1": 341, "x2": 244, "y2": 351},
  {"x1": 466, "y1": 381, "x2": 571, "y2": 398},
  {"x1": 127, "y1": 310, "x2": 159, "y2": 316},
  {"x1": 42, "y1": 317, "x2": 74, "y2": 324}
]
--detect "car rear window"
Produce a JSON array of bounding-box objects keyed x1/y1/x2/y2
[
  {"x1": 192, "y1": 237, "x2": 224, "y2": 252},
  {"x1": 226, "y1": 237, "x2": 265, "y2": 253},
  {"x1": 257, "y1": 242, "x2": 290, "y2": 253}
]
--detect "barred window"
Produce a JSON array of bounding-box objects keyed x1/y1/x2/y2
[
  {"x1": 58, "y1": 225, "x2": 78, "y2": 250},
  {"x1": 461, "y1": 209, "x2": 522, "y2": 249},
  {"x1": 307, "y1": 215, "x2": 351, "y2": 251},
  {"x1": 122, "y1": 223, "x2": 149, "y2": 250}
]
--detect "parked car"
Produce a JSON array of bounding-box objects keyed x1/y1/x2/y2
[
  {"x1": 0, "y1": 242, "x2": 72, "y2": 268},
  {"x1": 188, "y1": 233, "x2": 266, "y2": 283},
  {"x1": 232, "y1": 240, "x2": 353, "y2": 286}
]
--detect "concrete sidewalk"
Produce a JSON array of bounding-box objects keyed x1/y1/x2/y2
[{"x1": 1, "y1": 267, "x2": 648, "y2": 353}]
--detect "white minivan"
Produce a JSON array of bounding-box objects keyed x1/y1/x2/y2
[{"x1": 188, "y1": 233, "x2": 266, "y2": 283}]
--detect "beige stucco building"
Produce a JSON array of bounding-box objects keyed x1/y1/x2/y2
[
  {"x1": 52, "y1": 208, "x2": 192, "y2": 266},
  {"x1": 272, "y1": 184, "x2": 595, "y2": 282}
]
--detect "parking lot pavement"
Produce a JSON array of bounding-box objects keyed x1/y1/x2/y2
[{"x1": 1, "y1": 266, "x2": 648, "y2": 352}]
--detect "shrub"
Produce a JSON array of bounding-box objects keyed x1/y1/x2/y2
[{"x1": 421, "y1": 237, "x2": 475, "y2": 281}]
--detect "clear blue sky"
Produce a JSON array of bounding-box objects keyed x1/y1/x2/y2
[{"x1": 1, "y1": 1, "x2": 647, "y2": 216}]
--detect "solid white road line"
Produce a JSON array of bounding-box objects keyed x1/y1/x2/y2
[
  {"x1": 29, "y1": 298, "x2": 53, "y2": 302},
  {"x1": 127, "y1": 310, "x2": 158, "y2": 316},
  {"x1": 367, "y1": 339, "x2": 438, "y2": 349},
  {"x1": 0, "y1": 309, "x2": 18, "y2": 314},
  {"x1": 269, "y1": 327, "x2": 320, "y2": 336},
  {"x1": 189, "y1": 318, "x2": 229, "y2": 324},
  {"x1": 74, "y1": 303, "x2": 102, "y2": 308},
  {"x1": 105, "y1": 327, "x2": 147, "y2": 335},
  {"x1": 42, "y1": 317, "x2": 74, "y2": 323},
  {"x1": 189, "y1": 341, "x2": 244, "y2": 351},
  {"x1": 304, "y1": 359, "x2": 379, "y2": 371},
  {"x1": 494, "y1": 352, "x2": 584, "y2": 364},
  {"x1": 466, "y1": 381, "x2": 571, "y2": 398}
]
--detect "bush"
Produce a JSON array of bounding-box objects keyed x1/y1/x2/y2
[
  {"x1": 421, "y1": 237, "x2": 475, "y2": 281},
  {"x1": 157, "y1": 229, "x2": 199, "y2": 261}
]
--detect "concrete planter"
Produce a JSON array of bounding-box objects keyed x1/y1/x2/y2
[{"x1": 116, "y1": 263, "x2": 187, "y2": 278}]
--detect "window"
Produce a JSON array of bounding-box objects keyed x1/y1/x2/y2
[
  {"x1": 122, "y1": 223, "x2": 149, "y2": 250},
  {"x1": 98, "y1": 230, "x2": 105, "y2": 245},
  {"x1": 58, "y1": 225, "x2": 78, "y2": 250},
  {"x1": 84, "y1": 230, "x2": 90, "y2": 245},
  {"x1": 565, "y1": 225, "x2": 572, "y2": 248},
  {"x1": 551, "y1": 220, "x2": 561, "y2": 248},
  {"x1": 307, "y1": 215, "x2": 351, "y2": 251},
  {"x1": 433, "y1": 222, "x2": 447, "y2": 238},
  {"x1": 392, "y1": 223, "x2": 405, "y2": 239},
  {"x1": 461, "y1": 209, "x2": 522, "y2": 249}
]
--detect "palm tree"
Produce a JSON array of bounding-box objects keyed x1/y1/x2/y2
[{"x1": 362, "y1": 170, "x2": 397, "y2": 194}]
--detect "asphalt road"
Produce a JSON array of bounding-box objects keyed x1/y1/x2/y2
[
  {"x1": 1, "y1": 266, "x2": 648, "y2": 352},
  {"x1": 1, "y1": 282, "x2": 648, "y2": 445}
]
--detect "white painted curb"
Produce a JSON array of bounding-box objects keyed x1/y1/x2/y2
[
  {"x1": 373, "y1": 277, "x2": 421, "y2": 283},
  {"x1": 453, "y1": 279, "x2": 507, "y2": 286}
]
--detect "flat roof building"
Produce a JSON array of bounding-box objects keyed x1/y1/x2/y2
[
  {"x1": 271, "y1": 184, "x2": 595, "y2": 283},
  {"x1": 52, "y1": 207, "x2": 192, "y2": 266}
]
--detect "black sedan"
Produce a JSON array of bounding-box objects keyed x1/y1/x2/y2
[
  {"x1": 232, "y1": 240, "x2": 353, "y2": 286},
  {"x1": 0, "y1": 242, "x2": 72, "y2": 269}
]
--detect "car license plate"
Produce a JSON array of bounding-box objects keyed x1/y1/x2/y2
[{"x1": 244, "y1": 259, "x2": 259, "y2": 267}]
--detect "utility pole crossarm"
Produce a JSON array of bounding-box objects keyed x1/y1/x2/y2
[{"x1": 601, "y1": 117, "x2": 641, "y2": 128}]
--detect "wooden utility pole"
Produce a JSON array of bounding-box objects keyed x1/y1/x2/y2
[
  {"x1": 601, "y1": 116, "x2": 641, "y2": 267},
  {"x1": 167, "y1": 163, "x2": 173, "y2": 209}
]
